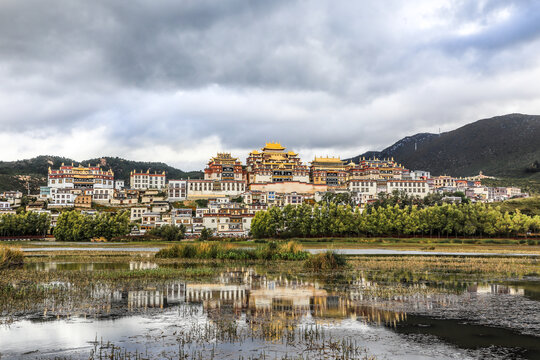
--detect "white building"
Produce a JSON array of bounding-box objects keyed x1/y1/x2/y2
[
  {"x1": 187, "y1": 179, "x2": 246, "y2": 199},
  {"x1": 507, "y1": 187, "x2": 522, "y2": 198},
  {"x1": 47, "y1": 164, "x2": 114, "y2": 190},
  {"x1": 0, "y1": 191, "x2": 23, "y2": 207},
  {"x1": 93, "y1": 188, "x2": 114, "y2": 203},
  {"x1": 168, "y1": 180, "x2": 187, "y2": 201},
  {"x1": 202, "y1": 213, "x2": 254, "y2": 237},
  {"x1": 129, "y1": 206, "x2": 150, "y2": 221},
  {"x1": 348, "y1": 179, "x2": 430, "y2": 203},
  {"x1": 410, "y1": 170, "x2": 431, "y2": 180},
  {"x1": 171, "y1": 208, "x2": 193, "y2": 232},
  {"x1": 130, "y1": 170, "x2": 166, "y2": 190},
  {"x1": 114, "y1": 180, "x2": 125, "y2": 190},
  {"x1": 0, "y1": 201, "x2": 14, "y2": 214},
  {"x1": 151, "y1": 201, "x2": 170, "y2": 213},
  {"x1": 130, "y1": 206, "x2": 149, "y2": 221}
]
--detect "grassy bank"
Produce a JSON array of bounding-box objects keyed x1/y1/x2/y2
[
  {"x1": 494, "y1": 196, "x2": 540, "y2": 216},
  {"x1": 349, "y1": 255, "x2": 539, "y2": 277}
]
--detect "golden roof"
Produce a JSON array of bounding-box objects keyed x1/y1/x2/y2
[
  {"x1": 211, "y1": 152, "x2": 238, "y2": 163},
  {"x1": 312, "y1": 156, "x2": 343, "y2": 164},
  {"x1": 263, "y1": 142, "x2": 285, "y2": 151}
]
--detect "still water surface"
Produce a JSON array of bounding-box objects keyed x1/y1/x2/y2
[{"x1": 1, "y1": 264, "x2": 539, "y2": 359}]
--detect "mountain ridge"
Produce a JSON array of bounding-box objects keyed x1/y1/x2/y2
[
  {"x1": 345, "y1": 113, "x2": 540, "y2": 178},
  {"x1": 0, "y1": 155, "x2": 203, "y2": 192}
]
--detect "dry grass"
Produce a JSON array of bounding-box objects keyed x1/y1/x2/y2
[
  {"x1": 349, "y1": 255, "x2": 539, "y2": 276},
  {"x1": 304, "y1": 251, "x2": 348, "y2": 271},
  {"x1": 0, "y1": 246, "x2": 24, "y2": 269}
]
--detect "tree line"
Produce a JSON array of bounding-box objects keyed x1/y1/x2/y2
[
  {"x1": 0, "y1": 212, "x2": 50, "y2": 237},
  {"x1": 54, "y1": 210, "x2": 130, "y2": 241},
  {"x1": 250, "y1": 202, "x2": 540, "y2": 239}
]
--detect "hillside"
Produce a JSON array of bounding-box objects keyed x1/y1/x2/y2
[
  {"x1": 346, "y1": 114, "x2": 540, "y2": 179},
  {"x1": 0, "y1": 156, "x2": 203, "y2": 192}
]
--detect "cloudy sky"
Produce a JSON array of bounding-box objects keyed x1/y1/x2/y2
[{"x1": 1, "y1": 0, "x2": 540, "y2": 170}]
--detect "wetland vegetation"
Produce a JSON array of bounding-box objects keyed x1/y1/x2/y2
[
  {"x1": 155, "y1": 241, "x2": 310, "y2": 261},
  {"x1": 0, "y1": 246, "x2": 23, "y2": 269},
  {"x1": 1, "y1": 244, "x2": 539, "y2": 359}
]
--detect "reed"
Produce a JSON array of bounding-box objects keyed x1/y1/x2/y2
[
  {"x1": 304, "y1": 251, "x2": 347, "y2": 271},
  {"x1": 155, "y1": 241, "x2": 309, "y2": 261},
  {"x1": 0, "y1": 246, "x2": 24, "y2": 269}
]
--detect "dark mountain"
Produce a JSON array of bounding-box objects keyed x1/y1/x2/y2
[
  {"x1": 345, "y1": 114, "x2": 540, "y2": 178},
  {"x1": 0, "y1": 155, "x2": 203, "y2": 192},
  {"x1": 346, "y1": 133, "x2": 437, "y2": 164},
  {"x1": 84, "y1": 157, "x2": 203, "y2": 182}
]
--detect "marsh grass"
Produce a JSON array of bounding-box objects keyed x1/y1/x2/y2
[
  {"x1": 304, "y1": 251, "x2": 348, "y2": 271},
  {"x1": 349, "y1": 255, "x2": 540, "y2": 276},
  {"x1": 0, "y1": 246, "x2": 24, "y2": 269},
  {"x1": 155, "y1": 241, "x2": 309, "y2": 261}
]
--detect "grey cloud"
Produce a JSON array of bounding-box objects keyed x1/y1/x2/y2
[{"x1": 1, "y1": 1, "x2": 540, "y2": 169}]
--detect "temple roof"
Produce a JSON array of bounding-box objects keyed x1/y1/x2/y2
[
  {"x1": 312, "y1": 156, "x2": 343, "y2": 164},
  {"x1": 263, "y1": 142, "x2": 285, "y2": 151}
]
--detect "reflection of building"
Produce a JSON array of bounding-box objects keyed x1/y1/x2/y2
[
  {"x1": 467, "y1": 284, "x2": 524, "y2": 295},
  {"x1": 186, "y1": 284, "x2": 248, "y2": 307},
  {"x1": 128, "y1": 289, "x2": 165, "y2": 309},
  {"x1": 249, "y1": 283, "x2": 326, "y2": 311}
]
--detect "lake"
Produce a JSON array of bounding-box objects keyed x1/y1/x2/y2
[{"x1": 1, "y1": 261, "x2": 539, "y2": 359}]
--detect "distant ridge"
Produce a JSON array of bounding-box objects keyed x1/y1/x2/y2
[
  {"x1": 0, "y1": 155, "x2": 203, "y2": 192},
  {"x1": 345, "y1": 113, "x2": 540, "y2": 178}
]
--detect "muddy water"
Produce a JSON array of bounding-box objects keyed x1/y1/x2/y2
[{"x1": 1, "y1": 267, "x2": 539, "y2": 359}]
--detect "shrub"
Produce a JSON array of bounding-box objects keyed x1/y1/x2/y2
[
  {"x1": 0, "y1": 246, "x2": 24, "y2": 269},
  {"x1": 304, "y1": 251, "x2": 347, "y2": 271},
  {"x1": 198, "y1": 228, "x2": 213, "y2": 241},
  {"x1": 275, "y1": 241, "x2": 309, "y2": 260},
  {"x1": 150, "y1": 225, "x2": 185, "y2": 241}
]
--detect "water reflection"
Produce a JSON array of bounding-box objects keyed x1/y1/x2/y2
[
  {"x1": 1, "y1": 268, "x2": 539, "y2": 359},
  {"x1": 24, "y1": 261, "x2": 158, "y2": 271}
]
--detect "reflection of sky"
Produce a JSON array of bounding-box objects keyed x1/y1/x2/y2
[
  {"x1": 0, "y1": 308, "x2": 474, "y2": 360},
  {"x1": 1, "y1": 268, "x2": 538, "y2": 359}
]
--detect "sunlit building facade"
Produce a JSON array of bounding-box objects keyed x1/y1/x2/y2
[
  {"x1": 246, "y1": 142, "x2": 309, "y2": 184},
  {"x1": 204, "y1": 153, "x2": 245, "y2": 181},
  {"x1": 47, "y1": 163, "x2": 114, "y2": 190},
  {"x1": 130, "y1": 170, "x2": 166, "y2": 190},
  {"x1": 310, "y1": 157, "x2": 348, "y2": 187},
  {"x1": 347, "y1": 157, "x2": 408, "y2": 180}
]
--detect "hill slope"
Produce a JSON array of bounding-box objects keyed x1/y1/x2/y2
[
  {"x1": 0, "y1": 156, "x2": 203, "y2": 192},
  {"x1": 346, "y1": 114, "x2": 540, "y2": 178}
]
